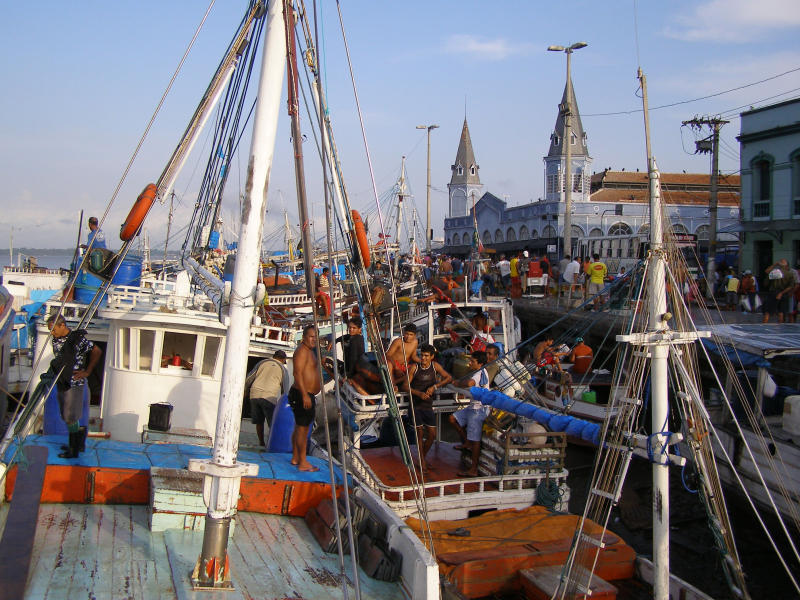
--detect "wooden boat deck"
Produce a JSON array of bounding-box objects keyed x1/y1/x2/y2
[
  {"x1": 0, "y1": 503, "x2": 403, "y2": 599},
  {"x1": 361, "y1": 441, "x2": 477, "y2": 488}
]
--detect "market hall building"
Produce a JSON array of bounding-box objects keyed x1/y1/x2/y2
[{"x1": 443, "y1": 80, "x2": 740, "y2": 262}]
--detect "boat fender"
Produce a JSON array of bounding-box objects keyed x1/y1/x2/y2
[
  {"x1": 120, "y1": 183, "x2": 157, "y2": 241},
  {"x1": 351, "y1": 210, "x2": 371, "y2": 268}
]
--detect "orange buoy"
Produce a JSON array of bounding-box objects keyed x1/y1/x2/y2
[
  {"x1": 351, "y1": 210, "x2": 371, "y2": 268},
  {"x1": 120, "y1": 183, "x2": 157, "y2": 241}
]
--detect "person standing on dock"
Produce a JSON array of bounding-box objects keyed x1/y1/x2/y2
[
  {"x1": 46, "y1": 315, "x2": 102, "y2": 459},
  {"x1": 403, "y1": 343, "x2": 452, "y2": 474},
  {"x1": 497, "y1": 255, "x2": 511, "y2": 291},
  {"x1": 587, "y1": 253, "x2": 608, "y2": 311},
  {"x1": 562, "y1": 256, "x2": 580, "y2": 295},
  {"x1": 763, "y1": 259, "x2": 794, "y2": 324},
  {"x1": 290, "y1": 325, "x2": 321, "y2": 471}
]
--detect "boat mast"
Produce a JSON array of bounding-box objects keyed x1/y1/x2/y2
[
  {"x1": 394, "y1": 156, "x2": 407, "y2": 274},
  {"x1": 187, "y1": 0, "x2": 285, "y2": 588},
  {"x1": 640, "y1": 67, "x2": 670, "y2": 600}
]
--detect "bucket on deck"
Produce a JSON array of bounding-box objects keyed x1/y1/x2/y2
[
  {"x1": 148, "y1": 402, "x2": 173, "y2": 432},
  {"x1": 581, "y1": 391, "x2": 597, "y2": 404},
  {"x1": 112, "y1": 256, "x2": 143, "y2": 287},
  {"x1": 43, "y1": 384, "x2": 90, "y2": 435}
]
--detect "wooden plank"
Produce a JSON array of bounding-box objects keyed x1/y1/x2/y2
[
  {"x1": 66, "y1": 506, "x2": 103, "y2": 600},
  {"x1": 90, "y1": 506, "x2": 115, "y2": 599},
  {"x1": 24, "y1": 504, "x2": 68, "y2": 599},
  {"x1": 111, "y1": 506, "x2": 135, "y2": 599},
  {"x1": 0, "y1": 445, "x2": 47, "y2": 600}
]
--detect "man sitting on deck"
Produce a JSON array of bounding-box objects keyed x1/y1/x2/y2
[
  {"x1": 448, "y1": 351, "x2": 491, "y2": 477},
  {"x1": 385, "y1": 323, "x2": 420, "y2": 387},
  {"x1": 566, "y1": 337, "x2": 593, "y2": 376},
  {"x1": 402, "y1": 343, "x2": 453, "y2": 474}
]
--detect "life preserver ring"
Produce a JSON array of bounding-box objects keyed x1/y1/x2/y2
[
  {"x1": 120, "y1": 183, "x2": 157, "y2": 241},
  {"x1": 351, "y1": 210, "x2": 371, "y2": 268}
]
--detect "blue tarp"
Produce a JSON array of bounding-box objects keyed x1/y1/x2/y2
[
  {"x1": 700, "y1": 338, "x2": 771, "y2": 369},
  {"x1": 470, "y1": 387, "x2": 603, "y2": 445}
]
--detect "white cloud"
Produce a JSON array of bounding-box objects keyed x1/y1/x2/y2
[
  {"x1": 443, "y1": 34, "x2": 533, "y2": 61},
  {"x1": 663, "y1": 0, "x2": 800, "y2": 42}
]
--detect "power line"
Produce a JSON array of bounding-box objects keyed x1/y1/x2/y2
[{"x1": 583, "y1": 66, "x2": 800, "y2": 117}]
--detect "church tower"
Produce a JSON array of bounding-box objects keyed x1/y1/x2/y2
[
  {"x1": 448, "y1": 119, "x2": 483, "y2": 217},
  {"x1": 543, "y1": 79, "x2": 592, "y2": 203}
]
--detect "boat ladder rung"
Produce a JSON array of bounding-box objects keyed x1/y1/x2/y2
[
  {"x1": 579, "y1": 532, "x2": 606, "y2": 548},
  {"x1": 589, "y1": 488, "x2": 616, "y2": 502},
  {"x1": 620, "y1": 396, "x2": 642, "y2": 406}
]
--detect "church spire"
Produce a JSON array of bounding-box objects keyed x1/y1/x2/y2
[
  {"x1": 547, "y1": 78, "x2": 589, "y2": 158},
  {"x1": 450, "y1": 118, "x2": 481, "y2": 185}
]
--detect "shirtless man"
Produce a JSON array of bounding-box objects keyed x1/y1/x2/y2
[
  {"x1": 385, "y1": 323, "x2": 420, "y2": 385},
  {"x1": 290, "y1": 325, "x2": 321, "y2": 472}
]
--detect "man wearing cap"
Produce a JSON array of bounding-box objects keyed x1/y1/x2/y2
[
  {"x1": 245, "y1": 350, "x2": 290, "y2": 446},
  {"x1": 83, "y1": 216, "x2": 107, "y2": 250},
  {"x1": 763, "y1": 259, "x2": 794, "y2": 323}
]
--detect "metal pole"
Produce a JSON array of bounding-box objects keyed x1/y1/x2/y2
[
  {"x1": 187, "y1": 1, "x2": 284, "y2": 588},
  {"x1": 707, "y1": 122, "x2": 721, "y2": 299},
  {"x1": 563, "y1": 49, "x2": 573, "y2": 260},
  {"x1": 426, "y1": 128, "x2": 433, "y2": 254}
]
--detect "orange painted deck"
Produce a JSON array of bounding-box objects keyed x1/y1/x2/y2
[{"x1": 360, "y1": 442, "x2": 493, "y2": 499}]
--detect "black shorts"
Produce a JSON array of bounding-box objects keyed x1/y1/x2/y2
[
  {"x1": 412, "y1": 404, "x2": 436, "y2": 428},
  {"x1": 288, "y1": 387, "x2": 316, "y2": 427},
  {"x1": 250, "y1": 397, "x2": 276, "y2": 426}
]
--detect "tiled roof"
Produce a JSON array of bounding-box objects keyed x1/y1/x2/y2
[
  {"x1": 590, "y1": 187, "x2": 740, "y2": 206},
  {"x1": 590, "y1": 170, "x2": 740, "y2": 188}
]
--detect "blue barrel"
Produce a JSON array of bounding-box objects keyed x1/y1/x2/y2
[
  {"x1": 208, "y1": 230, "x2": 220, "y2": 250},
  {"x1": 223, "y1": 255, "x2": 236, "y2": 283},
  {"x1": 74, "y1": 270, "x2": 106, "y2": 304},
  {"x1": 111, "y1": 256, "x2": 142, "y2": 287},
  {"x1": 267, "y1": 394, "x2": 313, "y2": 453},
  {"x1": 43, "y1": 383, "x2": 90, "y2": 435}
]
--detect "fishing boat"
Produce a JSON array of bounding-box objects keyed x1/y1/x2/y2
[{"x1": 0, "y1": 2, "x2": 438, "y2": 598}]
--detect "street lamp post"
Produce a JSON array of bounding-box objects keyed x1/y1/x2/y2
[
  {"x1": 417, "y1": 124, "x2": 439, "y2": 254},
  {"x1": 548, "y1": 42, "x2": 587, "y2": 260}
]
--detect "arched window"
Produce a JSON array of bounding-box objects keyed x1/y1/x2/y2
[
  {"x1": 542, "y1": 225, "x2": 556, "y2": 238},
  {"x1": 751, "y1": 154, "x2": 773, "y2": 218},
  {"x1": 462, "y1": 232, "x2": 471, "y2": 245},
  {"x1": 589, "y1": 227, "x2": 603, "y2": 238},
  {"x1": 482, "y1": 230, "x2": 492, "y2": 244},
  {"x1": 494, "y1": 229, "x2": 503, "y2": 243},
  {"x1": 695, "y1": 224, "x2": 709, "y2": 240},
  {"x1": 571, "y1": 225, "x2": 584, "y2": 239},
  {"x1": 638, "y1": 223, "x2": 650, "y2": 236},
  {"x1": 670, "y1": 223, "x2": 688, "y2": 235},
  {"x1": 446, "y1": 236, "x2": 451, "y2": 246},
  {"x1": 506, "y1": 227, "x2": 517, "y2": 241},
  {"x1": 519, "y1": 225, "x2": 529, "y2": 240},
  {"x1": 470, "y1": 165, "x2": 476, "y2": 176},
  {"x1": 608, "y1": 222, "x2": 632, "y2": 236},
  {"x1": 530, "y1": 229, "x2": 539, "y2": 239}
]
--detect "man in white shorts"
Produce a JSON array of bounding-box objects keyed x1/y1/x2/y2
[{"x1": 449, "y1": 351, "x2": 491, "y2": 477}]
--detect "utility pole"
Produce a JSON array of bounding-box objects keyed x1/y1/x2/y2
[
  {"x1": 417, "y1": 124, "x2": 438, "y2": 254},
  {"x1": 548, "y1": 42, "x2": 587, "y2": 259},
  {"x1": 682, "y1": 116, "x2": 729, "y2": 298}
]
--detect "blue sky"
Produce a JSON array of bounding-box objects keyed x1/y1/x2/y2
[{"x1": 2, "y1": 0, "x2": 799, "y2": 250}]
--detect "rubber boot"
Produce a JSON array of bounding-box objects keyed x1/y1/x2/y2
[
  {"x1": 78, "y1": 427, "x2": 87, "y2": 453},
  {"x1": 61, "y1": 427, "x2": 87, "y2": 453},
  {"x1": 58, "y1": 432, "x2": 79, "y2": 459}
]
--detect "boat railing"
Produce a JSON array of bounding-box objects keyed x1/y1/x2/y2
[
  {"x1": 2, "y1": 265, "x2": 64, "y2": 275},
  {"x1": 346, "y1": 431, "x2": 568, "y2": 509},
  {"x1": 341, "y1": 383, "x2": 470, "y2": 418}
]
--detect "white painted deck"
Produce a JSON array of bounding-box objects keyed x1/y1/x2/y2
[{"x1": 0, "y1": 504, "x2": 404, "y2": 599}]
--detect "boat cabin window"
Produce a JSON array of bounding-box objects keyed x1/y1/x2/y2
[
  {"x1": 162, "y1": 331, "x2": 197, "y2": 371},
  {"x1": 201, "y1": 336, "x2": 221, "y2": 377},
  {"x1": 120, "y1": 327, "x2": 131, "y2": 370},
  {"x1": 139, "y1": 329, "x2": 155, "y2": 371}
]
